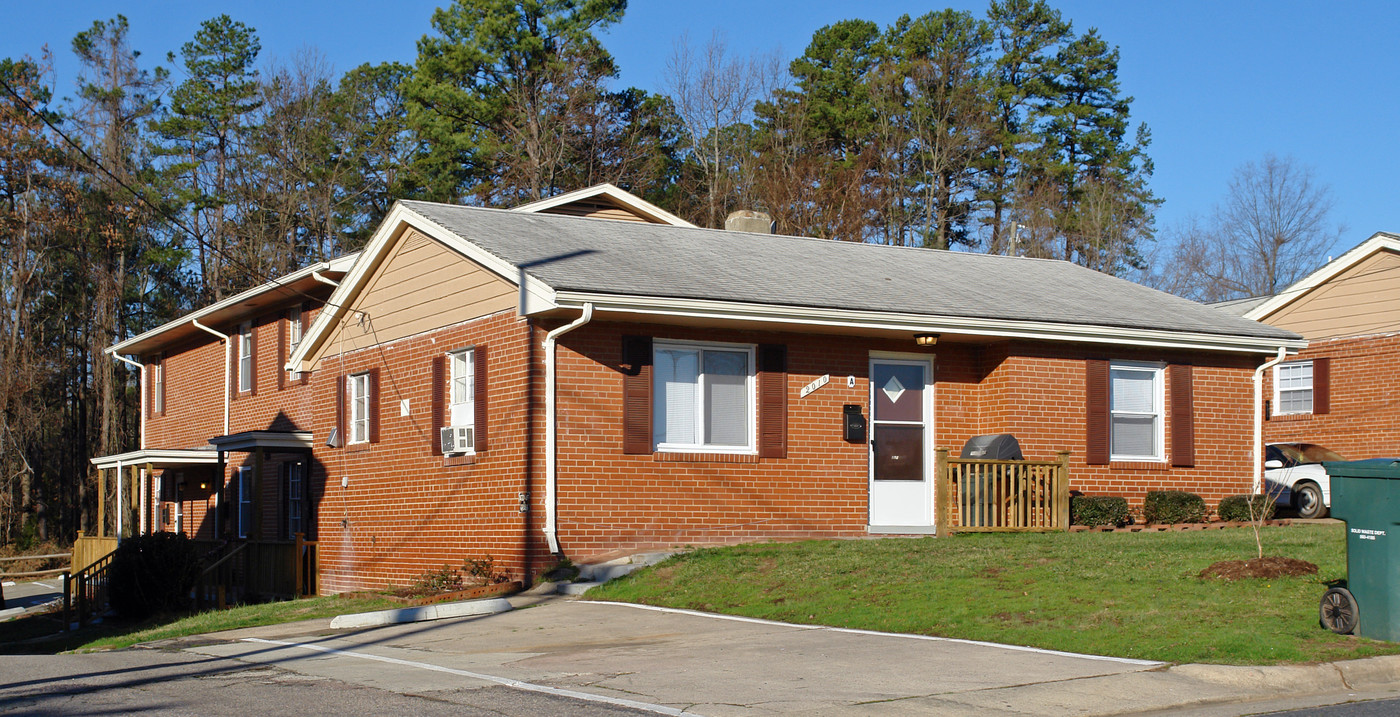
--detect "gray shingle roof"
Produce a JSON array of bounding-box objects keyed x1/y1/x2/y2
[{"x1": 403, "y1": 201, "x2": 1300, "y2": 342}]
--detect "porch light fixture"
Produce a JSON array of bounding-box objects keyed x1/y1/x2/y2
[{"x1": 914, "y1": 333, "x2": 940, "y2": 347}]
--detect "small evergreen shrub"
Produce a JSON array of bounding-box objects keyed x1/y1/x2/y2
[
  {"x1": 1143, "y1": 490, "x2": 1206, "y2": 524},
  {"x1": 108, "y1": 532, "x2": 203, "y2": 619},
  {"x1": 1071, "y1": 496, "x2": 1129, "y2": 527},
  {"x1": 1216, "y1": 494, "x2": 1277, "y2": 522}
]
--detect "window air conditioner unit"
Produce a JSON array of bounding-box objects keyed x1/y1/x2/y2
[{"x1": 441, "y1": 425, "x2": 473, "y2": 454}]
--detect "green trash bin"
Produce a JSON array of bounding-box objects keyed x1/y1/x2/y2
[{"x1": 1319, "y1": 459, "x2": 1400, "y2": 641}]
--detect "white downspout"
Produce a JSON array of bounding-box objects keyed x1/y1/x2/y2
[
  {"x1": 543, "y1": 303, "x2": 593, "y2": 554},
  {"x1": 107, "y1": 351, "x2": 144, "y2": 538},
  {"x1": 1253, "y1": 347, "x2": 1290, "y2": 493},
  {"x1": 192, "y1": 319, "x2": 231, "y2": 436},
  {"x1": 107, "y1": 350, "x2": 145, "y2": 450},
  {"x1": 311, "y1": 270, "x2": 339, "y2": 288}
]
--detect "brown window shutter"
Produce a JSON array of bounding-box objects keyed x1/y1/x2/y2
[
  {"x1": 299, "y1": 303, "x2": 312, "y2": 386},
  {"x1": 248, "y1": 323, "x2": 258, "y2": 396},
  {"x1": 430, "y1": 356, "x2": 445, "y2": 455},
  {"x1": 368, "y1": 368, "x2": 381, "y2": 443},
  {"x1": 1313, "y1": 357, "x2": 1330, "y2": 415},
  {"x1": 277, "y1": 317, "x2": 287, "y2": 391},
  {"x1": 622, "y1": 336, "x2": 653, "y2": 454},
  {"x1": 1085, "y1": 359, "x2": 1110, "y2": 465},
  {"x1": 757, "y1": 344, "x2": 787, "y2": 459},
  {"x1": 474, "y1": 345, "x2": 489, "y2": 452},
  {"x1": 1169, "y1": 364, "x2": 1195, "y2": 467},
  {"x1": 335, "y1": 375, "x2": 346, "y2": 447},
  {"x1": 229, "y1": 342, "x2": 237, "y2": 402}
]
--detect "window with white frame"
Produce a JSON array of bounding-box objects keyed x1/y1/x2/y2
[
  {"x1": 237, "y1": 466, "x2": 253, "y2": 539},
  {"x1": 287, "y1": 307, "x2": 303, "y2": 351},
  {"x1": 1109, "y1": 361, "x2": 1164, "y2": 461},
  {"x1": 285, "y1": 461, "x2": 305, "y2": 539},
  {"x1": 1275, "y1": 360, "x2": 1313, "y2": 415},
  {"x1": 653, "y1": 341, "x2": 755, "y2": 452},
  {"x1": 348, "y1": 373, "x2": 370, "y2": 444},
  {"x1": 238, "y1": 322, "x2": 253, "y2": 392},
  {"x1": 152, "y1": 356, "x2": 164, "y2": 414},
  {"x1": 450, "y1": 349, "x2": 474, "y2": 424}
]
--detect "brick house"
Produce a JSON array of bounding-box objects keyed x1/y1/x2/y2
[
  {"x1": 1220, "y1": 232, "x2": 1400, "y2": 459},
  {"x1": 96, "y1": 186, "x2": 1303, "y2": 593}
]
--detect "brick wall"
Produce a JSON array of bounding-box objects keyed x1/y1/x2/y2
[
  {"x1": 1264, "y1": 333, "x2": 1400, "y2": 458},
  {"x1": 146, "y1": 307, "x2": 1268, "y2": 590},
  {"x1": 310, "y1": 310, "x2": 545, "y2": 593},
  {"x1": 144, "y1": 304, "x2": 324, "y2": 543}
]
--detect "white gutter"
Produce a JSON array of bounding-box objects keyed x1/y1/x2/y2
[
  {"x1": 312, "y1": 270, "x2": 339, "y2": 288},
  {"x1": 192, "y1": 319, "x2": 231, "y2": 436},
  {"x1": 549, "y1": 294, "x2": 1307, "y2": 355},
  {"x1": 543, "y1": 302, "x2": 593, "y2": 554},
  {"x1": 1253, "y1": 347, "x2": 1291, "y2": 492}
]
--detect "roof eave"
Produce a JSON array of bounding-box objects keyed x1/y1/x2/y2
[
  {"x1": 550, "y1": 292, "x2": 1307, "y2": 355},
  {"x1": 109, "y1": 254, "x2": 358, "y2": 357}
]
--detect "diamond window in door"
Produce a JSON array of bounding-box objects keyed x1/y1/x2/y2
[{"x1": 873, "y1": 364, "x2": 923, "y2": 422}]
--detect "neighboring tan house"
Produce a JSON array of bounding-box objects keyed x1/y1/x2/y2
[
  {"x1": 1223, "y1": 232, "x2": 1400, "y2": 458},
  {"x1": 94, "y1": 185, "x2": 1303, "y2": 594}
]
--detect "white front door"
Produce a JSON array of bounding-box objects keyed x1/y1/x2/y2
[{"x1": 868, "y1": 357, "x2": 934, "y2": 530}]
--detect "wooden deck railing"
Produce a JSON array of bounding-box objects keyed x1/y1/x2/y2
[
  {"x1": 64, "y1": 547, "x2": 117, "y2": 628},
  {"x1": 935, "y1": 449, "x2": 1071, "y2": 534}
]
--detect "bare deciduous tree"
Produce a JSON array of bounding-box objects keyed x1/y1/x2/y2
[
  {"x1": 665, "y1": 31, "x2": 780, "y2": 228},
  {"x1": 1154, "y1": 154, "x2": 1345, "y2": 302}
]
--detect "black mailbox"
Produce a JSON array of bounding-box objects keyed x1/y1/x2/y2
[{"x1": 843, "y1": 404, "x2": 867, "y2": 443}]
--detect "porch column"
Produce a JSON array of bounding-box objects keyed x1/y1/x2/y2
[
  {"x1": 97, "y1": 467, "x2": 107, "y2": 538},
  {"x1": 217, "y1": 450, "x2": 227, "y2": 537},
  {"x1": 934, "y1": 448, "x2": 950, "y2": 538},
  {"x1": 127, "y1": 464, "x2": 140, "y2": 538},
  {"x1": 143, "y1": 463, "x2": 154, "y2": 535},
  {"x1": 253, "y1": 447, "x2": 264, "y2": 542}
]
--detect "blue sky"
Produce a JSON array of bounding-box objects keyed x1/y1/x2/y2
[{"x1": 5, "y1": 1, "x2": 1396, "y2": 261}]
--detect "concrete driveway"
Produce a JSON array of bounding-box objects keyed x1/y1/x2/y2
[{"x1": 184, "y1": 597, "x2": 1193, "y2": 715}]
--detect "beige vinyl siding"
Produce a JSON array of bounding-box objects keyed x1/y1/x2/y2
[
  {"x1": 1263, "y1": 249, "x2": 1400, "y2": 339},
  {"x1": 322, "y1": 229, "x2": 516, "y2": 351},
  {"x1": 538, "y1": 198, "x2": 652, "y2": 223}
]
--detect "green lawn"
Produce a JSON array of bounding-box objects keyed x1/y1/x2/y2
[
  {"x1": 0, "y1": 594, "x2": 397, "y2": 654},
  {"x1": 586, "y1": 524, "x2": 1400, "y2": 665}
]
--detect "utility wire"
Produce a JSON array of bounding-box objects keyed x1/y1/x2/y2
[{"x1": 0, "y1": 74, "x2": 365, "y2": 323}]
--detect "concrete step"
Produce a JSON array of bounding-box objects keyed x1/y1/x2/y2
[{"x1": 560, "y1": 551, "x2": 677, "y2": 595}]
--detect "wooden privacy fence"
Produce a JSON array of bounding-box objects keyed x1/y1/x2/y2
[
  {"x1": 935, "y1": 449, "x2": 1071, "y2": 534},
  {"x1": 195, "y1": 534, "x2": 318, "y2": 609},
  {"x1": 73, "y1": 533, "x2": 119, "y2": 572}
]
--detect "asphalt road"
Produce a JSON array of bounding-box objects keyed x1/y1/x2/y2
[{"x1": 0, "y1": 648, "x2": 657, "y2": 716}]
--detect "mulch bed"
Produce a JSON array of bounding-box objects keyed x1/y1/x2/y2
[
  {"x1": 344, "y1": 580, "x2": 522, "y2": 606},
  {"x1": 1198, "y1": 556, "x2": 1319, "y2": 581},
  {"x1": 1069, "y1": 519, "x2": 1293, "y2": 533}
]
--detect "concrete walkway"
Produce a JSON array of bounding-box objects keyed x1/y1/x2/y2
[{"x1": 172, "y1": 595, "x2": 1400, "y2": 716}]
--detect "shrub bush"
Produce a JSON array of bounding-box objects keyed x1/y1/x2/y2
[
  {"x1": 1143, "y1": 490, "x2": 1206, "y2": 524},
  {"x1": 108, "y1": 532, "x2": 203, "y2": 619},
  {"x1": 1071, "y1": 496, "x2": 1130, "y2": 527},
  {"x1": 1216, "y1": 494, "x2": 1277, "y2": 522}
]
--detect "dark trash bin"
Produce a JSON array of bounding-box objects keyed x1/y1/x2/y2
[{"x1": 1318, "y1": 458, "x2": 1400, "y2": 641}]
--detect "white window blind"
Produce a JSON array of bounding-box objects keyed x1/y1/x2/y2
[
  {"x1": 653, "y1": 342, "x2": 753, "y2": 451},
  {"x1": 1276, "y1": 361, "x2": 1313, "y2": 414},
  {"x1": 349, "y1": 373, "x2": 369, "y2": 444},
  {"x1": 1110, "y1": 364, "x2": 1161, "y2": 460}
]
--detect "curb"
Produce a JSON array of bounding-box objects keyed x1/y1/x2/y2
[
  {"x1": 1171, "y1": 653, "x2": 1400, "y2": 695},
  {"x1": 328, "y1": 596, "x2": 512, "y2": 629}
]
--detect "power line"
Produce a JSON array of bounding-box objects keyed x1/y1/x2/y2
[{"x1": 0, "y1": 72, "x2": 356, "y2": 324}]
